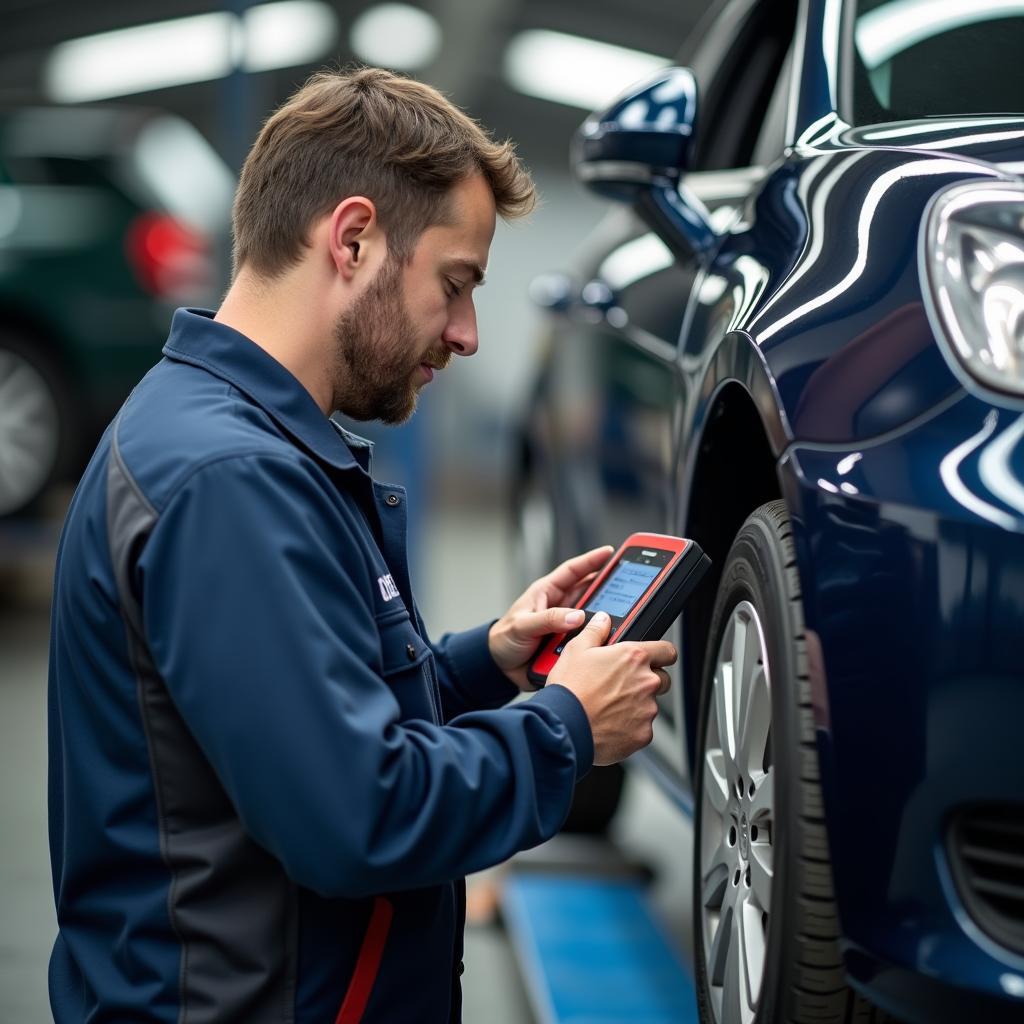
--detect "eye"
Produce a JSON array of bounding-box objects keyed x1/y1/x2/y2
[{"x1": 445, "y1": 278, "x2": 465, "y2": 300}]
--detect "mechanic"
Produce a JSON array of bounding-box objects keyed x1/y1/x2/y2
[{"x1": 47, "y1": 66, "x2": 676, "y2": 1023}]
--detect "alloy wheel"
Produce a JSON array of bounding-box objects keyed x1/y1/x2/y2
[
  {"x1": 699, "y1": 599, "x2": 774, "y2": 1024},
  {"x1": 0, "y1": 345, "x2": 61, "y2": 516}
]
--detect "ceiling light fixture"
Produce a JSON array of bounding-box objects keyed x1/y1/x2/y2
[
  {"x1": 46, "y1": 1, "x2": 338, "y2": 103},
  {"x1": 504, "y1": 29, "x2": 667, "y2": 111},
  {"x1": 244, "y1": 1, "x2": 339, "y2": 74},
  {"x1": 349, "y1": 4, "x2": 442, "y2": 71}
]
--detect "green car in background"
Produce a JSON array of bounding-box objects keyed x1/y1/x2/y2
[{"x1": 0, "y1": 105, "x2": 234, "y2": 517}]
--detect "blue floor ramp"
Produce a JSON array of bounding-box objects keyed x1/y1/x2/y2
[{"x1": 501, "y1": 874, "x2": 700, "y2": 1024}]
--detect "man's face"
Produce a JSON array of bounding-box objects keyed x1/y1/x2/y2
[{"x1": 331, "y1": 173, "x2": 496, "y2": 424}]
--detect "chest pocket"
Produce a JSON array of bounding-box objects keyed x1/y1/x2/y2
[{"x1": 377, "y1": 609, "x2": 439, "y2": 724}]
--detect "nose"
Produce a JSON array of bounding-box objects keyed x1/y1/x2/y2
[{"x1": 442, "y1": 300, "x2": 479, "y2": 358}]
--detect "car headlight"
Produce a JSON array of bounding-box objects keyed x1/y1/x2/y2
[{"x1": 923, "y1": 179, "x2": 1024, "y2": 396}]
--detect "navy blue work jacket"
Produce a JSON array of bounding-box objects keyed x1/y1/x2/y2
[{"x1": 47, "y1": 308, "x2": 593, "y2": 1023}]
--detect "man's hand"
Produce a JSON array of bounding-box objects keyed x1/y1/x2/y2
[
  {"x1": 488, "y1": 545, "x2": 614, "y2": 691},
  {"x1": 552, "y1": 612, "x2": 677, "y2": 765}
]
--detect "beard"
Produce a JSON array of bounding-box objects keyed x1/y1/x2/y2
[{"x1": 330, "y1": 254, "x2": 449, "y2": 424}]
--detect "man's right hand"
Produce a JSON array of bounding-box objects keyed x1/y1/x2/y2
[{"x1": 548, "y1": 611, "x2": 677, "y2": 766}]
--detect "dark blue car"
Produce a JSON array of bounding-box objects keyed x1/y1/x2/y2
[{"x1": 515, "y1": 1, "x2": 1024, "y2": 1021}]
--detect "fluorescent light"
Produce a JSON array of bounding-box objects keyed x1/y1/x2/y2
[
  {"x1": 505, "y1": 29, "x2": 667, "y2": 111},
  {"x1": 46, "y1": 1, "x2": 338, "y2": 103},
  {"x1": 856, "y1": 0, "x2": 1024, "y2": 70},
  {"x1": 47, "y1": 13, "x2": 235, "y2": 102},
  {"x1": 245, "y1": 1, "x2": 339, "y2": 73},
  {"x1": 350, "y1": 3, "x2": 442, "y2": 70}
]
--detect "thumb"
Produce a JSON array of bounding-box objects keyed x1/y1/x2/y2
[{"x1": 565, "y1": 610, "x2": 611, "y2": 649}]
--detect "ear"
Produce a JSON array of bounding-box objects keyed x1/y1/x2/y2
[{"x1": 327, "y1": 196, "x2": 378, "y2": 282}]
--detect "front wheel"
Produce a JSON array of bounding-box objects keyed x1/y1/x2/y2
[{"x1": 693, "y1": 500, "x2": 896, "y2": 1024}]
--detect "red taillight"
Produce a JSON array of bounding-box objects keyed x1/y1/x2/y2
[{"x1": 125, "y1": 212, "x2": 212, "y2": 300}]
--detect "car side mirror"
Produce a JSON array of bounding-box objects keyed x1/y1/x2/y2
[{"x1": 572, "y1": 67, "x2": 716, "y2": 261}]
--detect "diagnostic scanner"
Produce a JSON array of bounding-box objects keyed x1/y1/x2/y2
[{"x1": 527, "y1": 533, "x2": 710, "y2": 689}]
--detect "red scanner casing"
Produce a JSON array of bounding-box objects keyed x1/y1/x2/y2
[{"x1": 526, "y1": 532, "x2": 710, "y2": 688}]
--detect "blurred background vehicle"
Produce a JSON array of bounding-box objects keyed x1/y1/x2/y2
[
  {"x1": 0, "y1": 104, "x2": 233, "y2": 517},
  {"x1": 516, "y1": 0, "x2": 1024, "y2": 1021}
]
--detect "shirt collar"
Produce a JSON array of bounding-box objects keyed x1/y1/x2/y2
[{"x1": 163, "y1": 308, "x2": 374, "y2": 474}]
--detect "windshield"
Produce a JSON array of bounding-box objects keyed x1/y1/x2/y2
[{"x1": 849, "y1": 0, "x2": 1024, "y2": 126}]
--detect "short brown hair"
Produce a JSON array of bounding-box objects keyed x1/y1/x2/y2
[{"x1": 231, "y1": 66, "x2": 535, "y2": 277}]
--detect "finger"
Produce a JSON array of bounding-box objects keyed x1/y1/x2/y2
[
  {"x1": 654, "y1": 669, "x2": 672, "y2": 697},
  {"x1": 633, "y1": 640, "x2": 678, "y2": 669},
  {"x1": 544, "y1": 546, "x2": 614, "y2": 597},
  {"x1": 515, "y1": 606, "x2": 584, "y2": 638},
  {"x1": 564, "y1": 610, "x2": 611, "y2": 649},
  {"x1": 567, "y1": 570, "x2": 600, "y2": 606}
]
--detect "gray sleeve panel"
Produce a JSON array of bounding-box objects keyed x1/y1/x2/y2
[{"x1": 107, "y1": 423, "x2": 299, "y2": 1024}]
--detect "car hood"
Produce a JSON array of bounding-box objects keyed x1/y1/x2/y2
[{"x1": 841, "y1": 117, "x2": 1024, "y2": 174}]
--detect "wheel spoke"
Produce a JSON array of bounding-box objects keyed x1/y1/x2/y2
[
  {"x1": 748, "y1": 769, "x2": 773, "y2": 823},
  {"x1": 704, "y1": 749, "x2": 730, "y2": 813},
  {"x1": 3, "y1": 440, "x2": 34, "y2": 475},
  {"x1": 706, "y1": 900, "x2": 733, "y2": 988},
  {"x1": 714, "y1": 658, "x2": 736, "y2": 764},
  {"x1": 749, "y1": 842, "x2": 773, "y2": 914},
  {"x1": 731, "y1": 613, "x2": 757, "y2": 736},
  {"x1": 721, "y1": 901, "x2": 755, "y2": 1024},
  {"x1": 730, "y1": 613, "x2": 748, "y2": 731},
  {"x1": 739, "y1": 896, "x2": 766, "y2": 1011},
  {"x1": 737, "y1": 664, "x2": 771, "y2": 779},
  {"x1": 701, "y1": 838, "x2": 733, "y2": 909}
]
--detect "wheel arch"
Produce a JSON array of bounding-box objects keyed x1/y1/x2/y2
[
  {"x1": 680, "y1": 331, "x2": 790, "y2": 775},
  {"x1": 0, "y1": 302, "x2": 80, "y2": 377}
]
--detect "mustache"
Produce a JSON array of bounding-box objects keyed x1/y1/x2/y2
[{"x1": 422, "y1": 346, "x2": 452, "y2": 371}]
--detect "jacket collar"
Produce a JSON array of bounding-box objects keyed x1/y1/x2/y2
[{"x1": 163, "y1": 308, "x2": 374, "y2": 474}]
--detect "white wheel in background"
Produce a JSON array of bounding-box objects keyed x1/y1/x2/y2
[{"x1": 0, "y1": 340, "x2": 62, "y2": 517}]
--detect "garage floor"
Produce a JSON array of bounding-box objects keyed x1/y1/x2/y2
[{"x1": 0, "y1": 492, "x2": 696, "y2": 1023}]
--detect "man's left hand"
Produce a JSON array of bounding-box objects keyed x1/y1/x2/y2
[{"x1": 489, "y1": 545, "x2": 614, "y2": 691}]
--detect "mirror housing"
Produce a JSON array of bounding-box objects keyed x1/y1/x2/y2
[{"x1": 572, "y1": 67, "x2": 716, "y2": 261}]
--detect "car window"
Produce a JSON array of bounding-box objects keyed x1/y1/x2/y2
[
  {"x1": 687, "y1": 0, "x2": 799, "y2": 170},
  {"x1": 751, "y1": 42, "x2": 795, "y2": 167},
  {"x1": 3, "y1": 154, "x2": 116, "y2": 189},
  {"x1": 848, "y1": 0, "x2": 1024, "y2": 125},
  {"x1": 132, "y1": 116, "x2": 235, "y2": 230}
]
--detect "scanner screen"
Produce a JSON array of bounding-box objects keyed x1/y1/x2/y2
[{"x1": 585, "y1": 560, "x2": 660, "y2": 619}]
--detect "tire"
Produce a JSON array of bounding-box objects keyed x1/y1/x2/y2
[
  {"x1": 692, "y1": 500, "x2": 898, "y2": 1024},
  {"x1": 511, "y1": 452, "x2": 626, "y2": 835},
  {"x1": 0, "y1": 331, "x2": 68, "y2": 518},
  {"x1": 510, "y1": 452, "x2": 559, "y2": 594}
]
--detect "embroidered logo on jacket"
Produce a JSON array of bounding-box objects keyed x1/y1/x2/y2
[{"x1": 377, "y1": 574, "x2": 400, "y2": 602}]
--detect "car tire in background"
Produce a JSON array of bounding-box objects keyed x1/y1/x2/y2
[
  {"x1": 512, "y1": 451, "x2": 626, "y2": 836},
  {"x1": 511, "y1": 447, "x2": 560, "y2": 594},
  {"x1": 0, "y1": 330, "x2": 70, "y2": 518},
  {"x1": 693, "y1": 501, "x2": 897, "y2": 1024}
]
